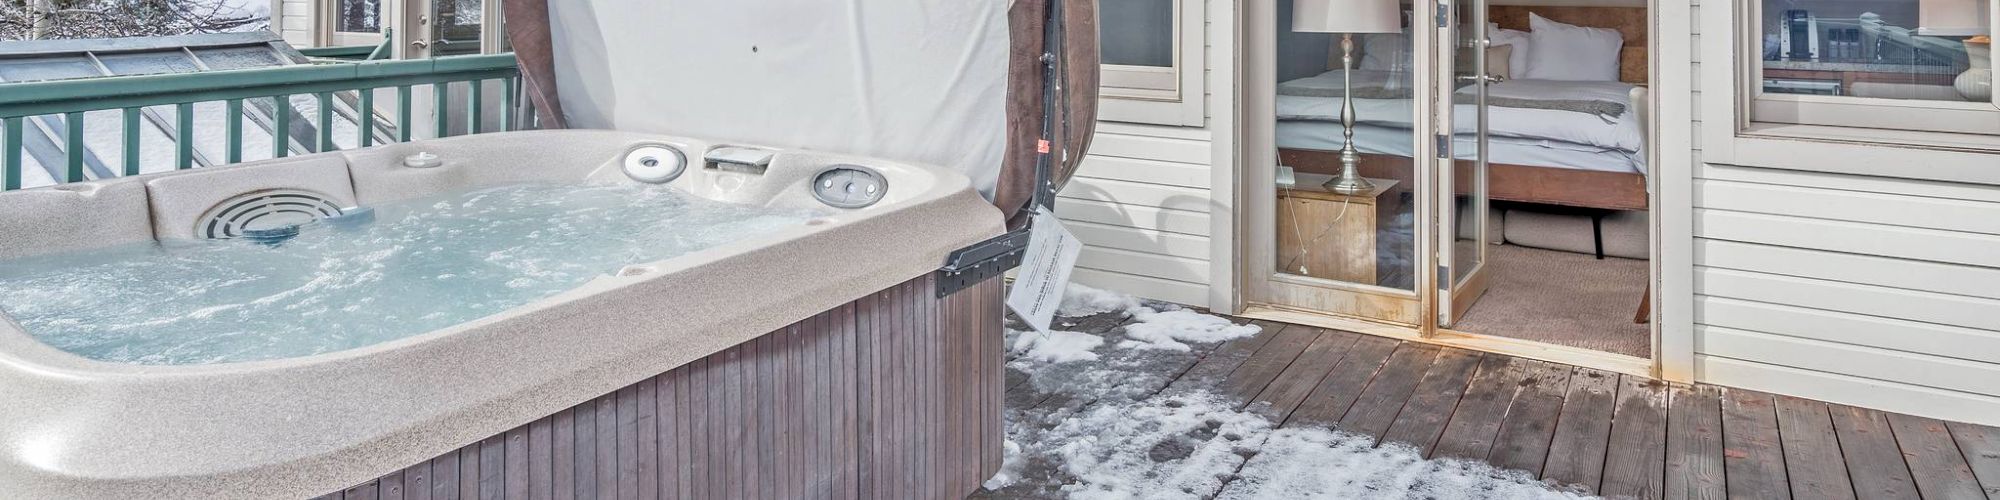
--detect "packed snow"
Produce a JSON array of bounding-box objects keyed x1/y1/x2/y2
[{"x1": 989, "y1": 284, "x2": 1590, "y2": 499}]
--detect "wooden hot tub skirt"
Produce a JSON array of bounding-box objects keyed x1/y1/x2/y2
[{"x1": 323, "y1": 274, "x2": 1005, "y2": 499}]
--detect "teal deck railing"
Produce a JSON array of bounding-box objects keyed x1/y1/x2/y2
[{"x1": 0, "y1": 52, "x2": 520, "y2": 191}]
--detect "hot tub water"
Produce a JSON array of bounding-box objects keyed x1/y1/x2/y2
[{"x1": 0, "y1": 183, "x2": 822, "y2": 365}]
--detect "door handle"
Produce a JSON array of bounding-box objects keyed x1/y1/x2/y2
[
  {"x1": 410, "y1": 40, "x2": 429, "y2": 50},
  {"x1": 1456, "y1": 75, "x2": 1500, "y2": 83}
]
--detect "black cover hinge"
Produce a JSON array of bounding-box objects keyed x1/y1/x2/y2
[{"x1": 935, "y1": 227, "x2": 1032, "y2": 298}]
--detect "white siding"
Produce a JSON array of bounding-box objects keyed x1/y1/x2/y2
[
  {"x1": 1679, "y1": 0, "x2": 2000, "y2": 426},
  {"x1": 278, "y1": 0, "x2": 316, "y2": 47},
  {"x1": 1063, "y1": 0, "x2": 1231, "y2": 308}
]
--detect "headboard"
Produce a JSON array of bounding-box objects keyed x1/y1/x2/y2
[{"x1": 1489, "y1": 6, "x2": 1648, "y2": 84}]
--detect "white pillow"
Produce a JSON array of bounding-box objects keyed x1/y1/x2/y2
[
  {"x1": 1487, "y1": 24, "x2": 1533, "y2": 77},
  {"x1": 1358, "y1": 33, "x2": 1410, "y2": 71},
  {"x1": 1520, "y1": 13, "x2": 1623, "y2": 81}
]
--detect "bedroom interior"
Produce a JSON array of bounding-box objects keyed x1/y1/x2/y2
[{"x1": 1272, "y1": 0, "x2": 1655, "y2": 358}]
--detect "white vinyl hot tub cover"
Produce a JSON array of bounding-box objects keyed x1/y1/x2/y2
[{"x1": 544, "y1": 0, "x2": 1012, "y2": 198}]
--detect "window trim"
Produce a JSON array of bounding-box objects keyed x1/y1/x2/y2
[
  {"x1": 1098, "y1": 0, "x2": 1205, "y2": 127},
  {"x1": 316, "y1": 0, "x2": 389, "y2": 47},
  {"x1": 1704, "y1": 0, "x2": 2000, "y2": 184},
  {"x1": 1737, "y1": 0, "x2": 1999, "y2": 136}
]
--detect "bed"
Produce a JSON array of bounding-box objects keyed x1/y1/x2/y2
[{"x1": 1277, "y1": 5, "x2": 1651, "y2": 211}]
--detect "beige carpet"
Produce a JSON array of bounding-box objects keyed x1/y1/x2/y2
[{"x1": 1455, "y1": 244, "x2": 1651, "y2": 358}]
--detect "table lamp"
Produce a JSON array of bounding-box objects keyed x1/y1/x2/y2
[{"x1": 1293, "y1": 0, "x2": 1403, "y2": 194}]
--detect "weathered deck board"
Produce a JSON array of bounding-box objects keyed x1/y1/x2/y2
[
  {"x1": 1278, "y1": 333, "x2": 1398, "y2": 426},
  {"x1": 1598, "y1": 375, "x2": 1668, "y2": 500},
  {"x1": 1541, "y1": 367, "x2": 1619, "y2": 494},
  {"x1": 1948, "y1": 422, "x2": 2000, "y2": 499},
  {"x1": 1328, "y1": 342, "x2": 1440, "y2": 439},
  {"x1": 1214, "y1": 324, "x2": 1317, "y2": 406},
  {"x1": 1248, "y1": 328, "x2": 1361, "y2": 420},
  {"x1": 1665, "y1": 385, "x2": 1725, "y2": 500},
  {"x1": 1431, "y1": 355, "x2": 1524, "y2": 461},
  {"x1": 1721, "y1": 389, "x2": 1791, "y2": 500},
  {"x1": 1886, "y1": 412, "x2": 1987, "y2": 500},
  {"x1": 1772, "y1": 395, "x2": 1854, "y2": 500},
  {"x1": 1377, "y1": 348, "x2": 1482, "y2": 455},
  {"x1": 1829, "y1": 404, "x2": 1919, "y2": 500},
  {"x1": 1486, "y1": 361, "x2": 1573, "y2": 475}
]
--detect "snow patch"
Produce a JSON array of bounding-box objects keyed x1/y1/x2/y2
[
  {"x1": 1118, "y1": 308, "x2": 1261, "y2": 352},
  {"x1": 1057, "y1": 283, "x2": 1145, "y2": 317},
  {"x1": 1010, "y1": 328, "x2": 1106, "y2": 364},
  {"x1": 983, "y1": 439, "x2": 1025, "y2": 491}
]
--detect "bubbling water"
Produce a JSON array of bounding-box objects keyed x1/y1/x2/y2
[{"x1": 0, "y1": 183, "x2": 821, "y2": 365}]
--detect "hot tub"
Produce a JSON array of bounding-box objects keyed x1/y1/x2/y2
[{"x1": 0, "y1": 129, "x2": 1007, "y2": 498}]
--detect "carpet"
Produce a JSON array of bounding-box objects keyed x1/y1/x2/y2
[{"x1": 1454, "y1": 244, "x2": 1650, "y2": 358}]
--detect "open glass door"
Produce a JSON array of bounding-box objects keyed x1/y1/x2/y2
[
  {"x1": 1248, "y1": 0, "x2": 1440, "y2": 327},
  {"x1": 1435, "y1": 0, "x2": 1492, "y2": 328},
  {"x1": 396, "y1": 0, "x2": 507, "y2": 138}
]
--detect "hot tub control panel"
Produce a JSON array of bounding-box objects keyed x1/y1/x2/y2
[{"x1": 810, "y1": 165, "x2": 888, "y2": 209}]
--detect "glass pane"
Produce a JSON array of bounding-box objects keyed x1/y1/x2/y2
[
  {"x1": 1100, "y1": 0, "x2": 1176, "y2": 67},
  {"x1": 434, "y1": 0, "x2": 486, "y2": 57},
  {"x1": 96, "y1": 51, "x2": 201, "y2": 76},
  {"x1": 1273, "y1": 1, "x2": 1417, "y2": 291},
  {"x1": 335, "y1": 0, "x2": 384, "y2": 33},
  {"x1": 0, "y1": 57, "x2": 101, "y2": 83},
  {"x1": 1451, "y1": 0, "x2": 1488, "y2": 288},
  {"x1": 193, "y1": 47, "x2": 289, "y2": 70},
  {"x1": 1759, "y1": 0, "x2": 1993, "y2": 103}
]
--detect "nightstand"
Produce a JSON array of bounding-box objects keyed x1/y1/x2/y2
[{"x1": 1275, "y1": 174, "x2": 1398, "y2": 285}]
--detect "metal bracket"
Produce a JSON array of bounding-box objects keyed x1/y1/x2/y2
[
  {"x1": 935, "y1": 228, "x2": 1032, "y2": 297},
  {"x1": 935, "y1": 0, "x2": 1070, "y2": 298},
  {"x1": 1435, "y1": 133, "x2": 1450, "y2": 159},
  {"x1": 1435, "y1": 2, "x2": 1450, "y2": 27}
]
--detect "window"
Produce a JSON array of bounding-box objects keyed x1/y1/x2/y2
[
  {"x1": 1097, "y1": 0, "x2": 1204, "y2": 126},
  {"x1": 1749, "y1": 0, "x2": 1996, "y2": 135},
  {"x1": 333, "y1": 0, "x2": 383, "y2": 34}
]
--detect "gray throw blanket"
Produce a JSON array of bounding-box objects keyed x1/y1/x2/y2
[{"x1": 1277, "y1": 82, "x2": 1628, "y2": 117}]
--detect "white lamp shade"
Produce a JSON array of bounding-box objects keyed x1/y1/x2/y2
[
  {"x1": 1293, "y1": 0, "x2": 1403, "y2": 34},
  {"x1": 1917, "y1": 0, "x2": 1992, "y2": 36}
]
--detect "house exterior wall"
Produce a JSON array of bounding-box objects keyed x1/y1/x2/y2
[
  {"x1": 1673, "y1": 0, "x2": 2000, "y2": 426},
  {"x1": 274, "y1": 0, "x2": 317, "y2": 47},
  {"x1": 1060, "y1": 0, "x2": 1236, "y2": 310}
]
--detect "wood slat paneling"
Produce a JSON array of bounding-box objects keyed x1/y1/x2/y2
[{"x1": 330, "y1": 275, "x2": 1003, "y2": 499}]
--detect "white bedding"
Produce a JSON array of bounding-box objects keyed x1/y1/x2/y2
[
  {"x1": 1276, "y1": 121, "x2": 1647, "y2": 175},
  {"x1": 1275, "y1": 70, "x2": 1645, "y2": 154}
]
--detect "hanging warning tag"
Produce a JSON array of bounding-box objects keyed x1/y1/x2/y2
[{"x1": 1006, "y1": 209, "x2": 1081, "y2": 334}]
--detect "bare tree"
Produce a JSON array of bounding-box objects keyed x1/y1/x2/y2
[{"x1": 2, "y1": 0, "x2": 269, "y2": 41}]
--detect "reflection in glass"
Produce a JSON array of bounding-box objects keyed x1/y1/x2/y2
[
  {"x1": 1101, "y1": 0, "x2": 1177, "y2": 67},
  {"x1": 1272, "y1": 0, "x2": 1417, "y2": 291},
  {"x1": 336, "y1": 0, "x2": 383, "y2": 34},
  {"x1": 1759, "y1": 0, "x2": 1992, "y2": 102}
]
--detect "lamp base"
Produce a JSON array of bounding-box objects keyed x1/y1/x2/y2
[{"x1": 1323, "y1": 174, "x2": 1375, "y2": 195}]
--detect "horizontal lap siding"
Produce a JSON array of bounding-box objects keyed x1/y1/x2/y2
[
  {"x1": 323, "y1": 275, "x2": 1004, "y2": 499},
  {"x1": 1681, "y1": 0, "x2": 2000, "y2": 425},
  {"x1": 1689, "y1": 163, "x2": 2000, "y2": 425},
  {"x1": 279, "y1": 0, "x2": 314, "y2": 47},
  {"x1": 1060, "y1": 124, "x2": 1217, "y2": 307}
]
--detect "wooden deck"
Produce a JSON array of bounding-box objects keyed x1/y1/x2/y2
[{"x1": 981, "y1": 317, "x2": 2000, "y2": 499}]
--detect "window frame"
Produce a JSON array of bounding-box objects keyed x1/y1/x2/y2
[
  {"x1": 1098, "y1": 0, "x2": 1206, "y2": 127},
  {"x1": 1738, "y1": 0, "x2": 1999, "y2": 135},
  {"x1": 316, "y1": 0, "x2": 389, "y2": 48},
  {"x1": 1705, "y1": 0, "x2": 2000, "y2": 184}
]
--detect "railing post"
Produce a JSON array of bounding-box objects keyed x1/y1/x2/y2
[
  {"x1": 468, "y1": 79, "x2": 483, "y2": 135},
  {"x1": 3, "y1": 117, "x2": 21, "y2": 191},
  {"x1": 175, "y1": 103, "x2": 194, "y2": 169},
  {"x1": 64, "y1": 112, "x2": 84, "y2": 183},
  {"x1": 315, "y1": 92, "x2": 333, "y2": 153},
  {"x1": 122, "y1": 108, "x2": 141, "y2": 176},
  {"x1": 397, "y1": 85, "x2": 413, "y2": 143},
  {"x1": 359, "y1": 88, "x2": 375, "y2": 147},
  {"x1": 273, "y1": 94, "x2": 291, "y2": 158},
  {"x1": 502, "y1": 77, "x2": 516, "y2": 132},
  {"x1": 433, "y1": 82, "x2": 449, "y2": 138},
  {"x1": 226, "y1": 99, "x2": 244, "y2": 164}
]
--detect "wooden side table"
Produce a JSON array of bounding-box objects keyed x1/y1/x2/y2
[{"x1": 1275, "y1": 174, "x2": 1398, "y2": 285}]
